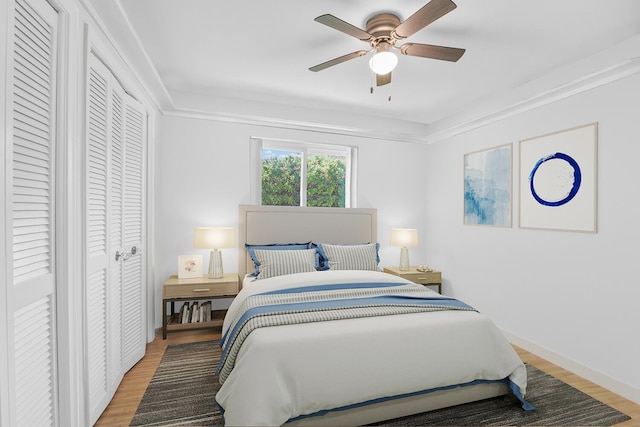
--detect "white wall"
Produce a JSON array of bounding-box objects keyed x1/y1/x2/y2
[
  {"x1": 424, "y1": 73, "x2": 640, "y2": 403},
  {"x1": 154, "y1": 115, "x2": 430, "y2": 324}
]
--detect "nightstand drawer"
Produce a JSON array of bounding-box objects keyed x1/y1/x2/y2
[
  {"x1": 164, "y1": 283, "x2": 228, "y2": 298},
  {"x1": 162, "y1": 274, "x2": 239, "y2": 298},
  {"x1": 400, "y1": 271, "x2": 441, "y2": 285},
  {"x1": 383, "y1": 267, "x2": 442, "y2": 293}
]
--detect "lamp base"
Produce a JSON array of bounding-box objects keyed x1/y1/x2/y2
[
  {"x1": 399, "y1": 247, "x2": 410, "y2": 271},
  {"x1": 208, "y1": 249, "x2": 224, "y2": 279}
]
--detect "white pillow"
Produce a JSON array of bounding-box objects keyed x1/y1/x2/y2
[
  {"x1": 320, "y1": 243, "x2": 380, "y2": 271},
  {"x1": 254, "y1": 248, "x2": 317, "y2": 280}
]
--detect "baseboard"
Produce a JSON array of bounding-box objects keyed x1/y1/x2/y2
[{"x1": 502, "y1": 330, "x2": 640, "y2": 405}]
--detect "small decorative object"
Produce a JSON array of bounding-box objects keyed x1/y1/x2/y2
[
  {"x1": 464, "y1": 143, "x2": 512, "y2": 227},
  {"x1": 519, "y1": 123, "x2": 597, "y2": 232},
  {"x1": 177, "y1": 254, "x2": 203, "y2": 279},
  {"x1": 417, "y1": 265, "x2": 432, "y2": 272},
  {"x1": 194, "y1": 227, "x2": 236, "y2": 278},
  {"x1": 389, "y1": 228, "x2": 418, "y2": 271}
]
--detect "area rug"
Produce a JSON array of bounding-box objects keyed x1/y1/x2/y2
[{"x1": 130, "y1": 340, "x2": 630, "y2": 426}]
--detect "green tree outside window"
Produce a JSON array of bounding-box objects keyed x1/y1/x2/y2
[{"x1": 261, "y1": 150, "x2": 346, "y2": 207}]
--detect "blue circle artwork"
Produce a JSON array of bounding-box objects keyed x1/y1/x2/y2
[{"x1": 529, "y1": 152, "x2": 581, "y2": 207}]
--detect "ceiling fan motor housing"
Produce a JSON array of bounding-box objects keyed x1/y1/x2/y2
[{"x1": 366, "y1": 13, "x2": 401, "y2": 48}]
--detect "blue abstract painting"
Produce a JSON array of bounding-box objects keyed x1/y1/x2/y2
[
  {"x1": 519, "y1": 123, "x2": 597, "y2": 232},
  {"x1": 464, "y1": 144, "x2": 512, "y2": 226}
]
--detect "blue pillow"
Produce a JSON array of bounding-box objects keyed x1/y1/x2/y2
[
  {"x1": 245, "y1": 242, "x2": 311, "y2": 276},
  {"x1": 311, "y1": 243, "x2": 326, "y2": 270},
  {"x1": 314, "y1": 242, "x2": 380, "y2": 271}
]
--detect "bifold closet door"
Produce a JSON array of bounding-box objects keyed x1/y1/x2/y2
[
  {"x1": 121, "y1": 96, "x2": 146, "y2": 369},
  {"x1": 5, "y1": 0, "x2": 60, "y2": 425},
  {"x1": 85, "y1": 52, "x2": 147, "y2": 424}
]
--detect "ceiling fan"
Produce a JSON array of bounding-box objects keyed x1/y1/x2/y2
[{"x1": 309, "y1": 0, "x2": 465, "y2": 87}]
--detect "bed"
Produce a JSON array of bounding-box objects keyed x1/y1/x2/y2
[{"x1": 214, "y1": 205, "x2": 531, "y2": 426}]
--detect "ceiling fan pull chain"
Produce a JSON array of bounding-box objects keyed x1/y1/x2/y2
[{"x1": 370, "y1": 70, "x2": 375, "y2": 94}]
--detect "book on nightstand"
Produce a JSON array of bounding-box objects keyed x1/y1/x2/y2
[{"x1": 179, "y1": 302, "x2": 189, "y2": 324}]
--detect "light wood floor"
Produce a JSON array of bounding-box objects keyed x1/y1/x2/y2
[{"x1": 96, "y1": 329, "x2": 640, "y2": 427}]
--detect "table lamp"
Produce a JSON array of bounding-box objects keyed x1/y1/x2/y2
[
  {"x1": 389, "y1": 228, "x2": 418, "y2": 271},
  {"x1": 194, "y1": 227, "x2": 235, "y2": 278}
]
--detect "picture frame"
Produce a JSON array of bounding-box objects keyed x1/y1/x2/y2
[
  {"x1": 519, "y1": 123, "x2": 597, "y2": 232},
  {"x1": 464, "y1": 143, "x2": 512, "y2": 227},
  {"x1": 178, "y1": 254, "x2": 203, "y2": 279}
]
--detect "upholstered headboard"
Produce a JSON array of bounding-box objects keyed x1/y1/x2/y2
[{"x1": 238, "y1": 205, "x2": 378, "y2": 277}]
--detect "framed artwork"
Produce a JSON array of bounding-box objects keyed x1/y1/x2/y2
[
  {"x1": 178, "y1": 254, "x2": 203, "y2": 279},
  {"x1": 519, "y1": 123, "x2": 597, "y2": 232},
  {"x1": 464, "y1": 143, "x2": 512, "y2": 227}
]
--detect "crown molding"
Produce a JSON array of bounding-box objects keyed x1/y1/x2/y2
[
  {"x1": 160, "y1": 52, "x2": 640, "y2": 144},
  {"x1": 79, "y1": 0, "x2": 174, "y2": 112},
  {"x1": 162, "y1": 107, "x2": 430, "y2": 145},
  {"x1": 424, "y1": 56, "x2": 640, "y2": 144},
  {"x1": 160, "y1": 46, "x2": 640, "y2": 145}
]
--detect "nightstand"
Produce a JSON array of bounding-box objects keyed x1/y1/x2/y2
[
  {"x1": 162, "y1": 273, "x2": 239, "y2": 339},
  {"x1": 383, "y1": 267, "x2": 442, "y2": 294}
]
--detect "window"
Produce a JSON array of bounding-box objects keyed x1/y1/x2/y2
[{"x1": 250, "y1": 138, "x2": 357, "y2": 208}]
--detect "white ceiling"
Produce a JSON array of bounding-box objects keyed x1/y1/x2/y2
[{"x1": 96, "y1": 0, "x2": 640, "y2": 136}]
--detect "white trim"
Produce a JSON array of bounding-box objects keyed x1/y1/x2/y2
[
  {"x1": 425, "y1": 57, "x2": 640, "y2": 143},
  {"x1": 145, "y1": 107, "x2": 156, "y2": 343},
  {"x1": 299, "y1": 146, "x2": 308, "y2": 207},
  {"x1": 159, "y1": 55, "x2": 640, "y2": 146},
  {"x1": 249, "y1": 137, "x2": 262, "y2": 205},
  {"x1": 163, "y1": 108, "x2": 428, "y2": 145},
  {"x1": 49, "y1": 0, "x2": 86, "y2": 426},
  {"x1": 348, "y1": 147, "x2": 358, "y2": 208},
  {"x1": 0, "y1": 2, "x2": 11, "y2": 426},
  {"x1": 77, "y1": 0, "x2": 173, "y2": 112},
  {"x1": 502, "y1": 329, "x2": 640, "y2": 405}
]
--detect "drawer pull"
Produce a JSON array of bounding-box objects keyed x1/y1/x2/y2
[
  {"x1": 192, "y1": 288, "x2": 211, "y2": 292},
  {"x1": 417, "y1": 277, "x2": 429, "y2": 280}
]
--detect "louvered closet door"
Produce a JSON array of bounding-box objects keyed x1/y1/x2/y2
[
  {"x1": 108, "y1": 76, "x2": 125, "y2": 394},
  {"x1": 121, "y1": 96, "x2": 146, "y2": 369},
  {"x1": 86, "y1": 53, "x2": 112, "y2": 424},
  {"x1": 7, "y1": 0, "x2": 59, "y2": 425},
  {"x1": 85, "y1": 53, "x2": 147, "y2": 424}
]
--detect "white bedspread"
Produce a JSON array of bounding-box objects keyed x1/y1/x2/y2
[{"x1": 216, "y1": 270, "x2": 527, "y2": 426}]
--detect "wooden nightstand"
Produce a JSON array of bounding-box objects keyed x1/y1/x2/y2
[
  {"x1": 383, "y1": 267, "x2": 442, "y2": 294},
  {"x1": 162, "y1": 273, "x2": 239, "y2": 339}
]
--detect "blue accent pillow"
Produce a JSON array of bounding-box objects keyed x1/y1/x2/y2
[
  {"x1": 314, "y1": 242, "x2": 380, "y2": 271},
  {"x1": 245, "y1": 242, "x2": 311, "y2": 276},
  {"x1": 311, "y1": 243, "x2": 326, "y2": 270}
]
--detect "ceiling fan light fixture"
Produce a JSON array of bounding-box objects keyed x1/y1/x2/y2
[{"x1": 369, "y1": 50, "x2": 398, "y2": 75}]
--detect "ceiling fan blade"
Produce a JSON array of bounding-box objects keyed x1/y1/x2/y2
[
  {"x1": 393, "y1": 0, "x2": 457, "y2": 40},
  {"x1": 376, "y1": 72, "x2": 392, "y2": 86},
  {"x1": 309, "y1": 50, "x2": 369, "y2": 72},
  {"x1": 314, "y1": 14, "x2": 373, "y2": 41},
  {"x1": 399, "y1": 43, "x2": 465, "y2": 62}
]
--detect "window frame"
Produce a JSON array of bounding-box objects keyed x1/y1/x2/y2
[{"x1": 250, "y1": 137, "x2": 357, "y2": 208}]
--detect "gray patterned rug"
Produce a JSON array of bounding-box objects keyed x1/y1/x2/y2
[{"x1": 130, "y1": 340, "x2": 630, "y2": 426}]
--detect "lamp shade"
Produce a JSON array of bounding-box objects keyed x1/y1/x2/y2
[
  {"x1": 389, "y1": 228, "x2": 418, "y2": 247},
  {"x1": 193, "y1": 227, "x2": 235, "y2": 249}
]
